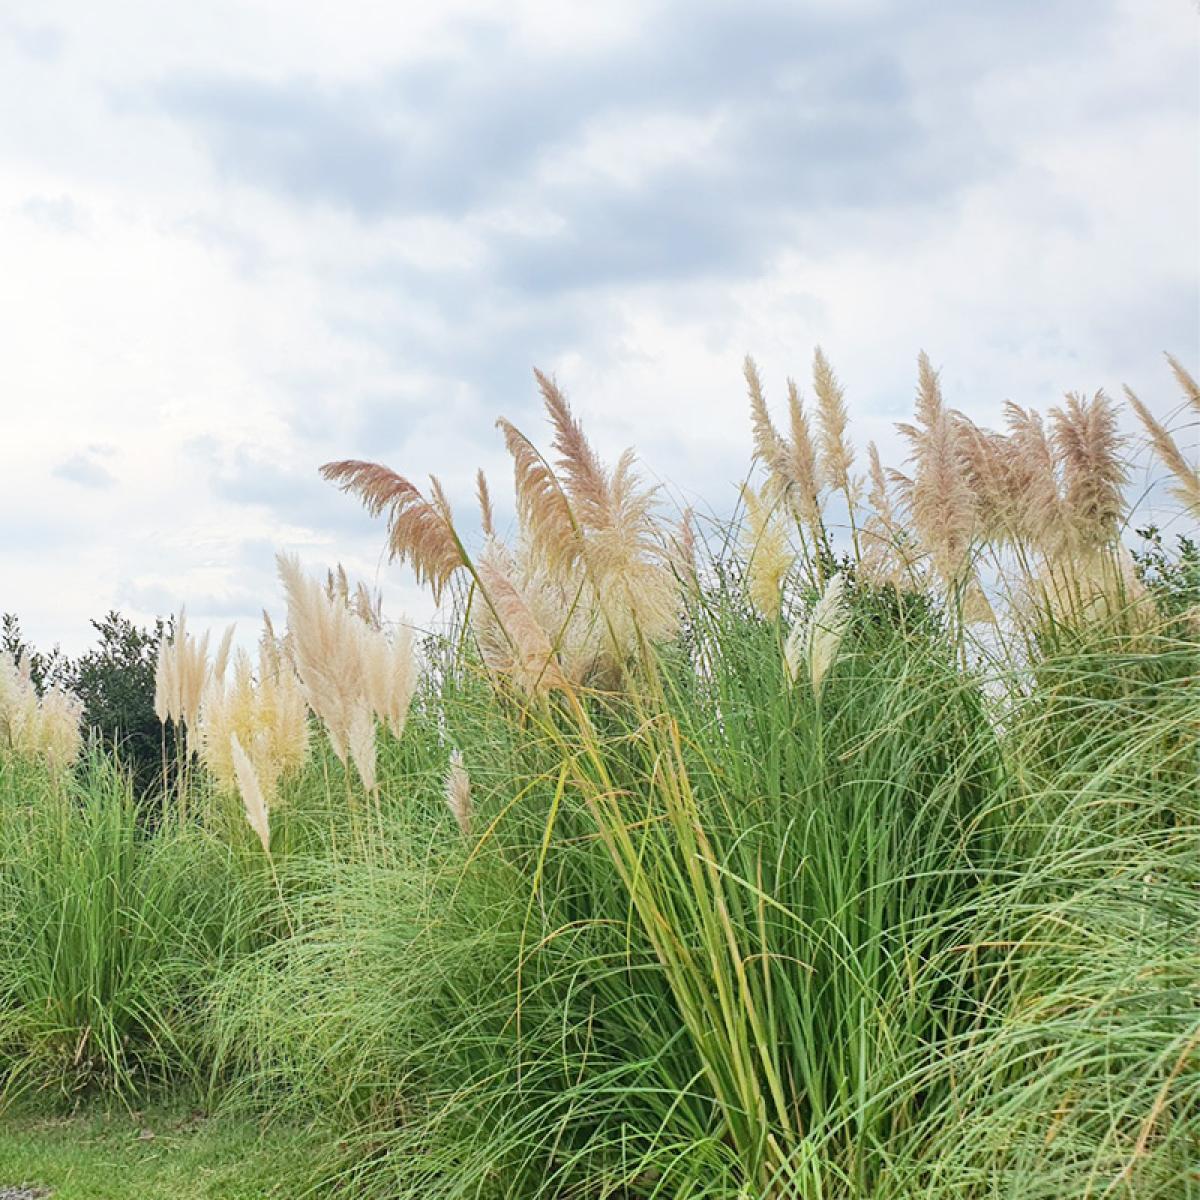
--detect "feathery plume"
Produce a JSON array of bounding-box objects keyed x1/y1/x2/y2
[
  {"x1": 498, "y1": 417, "x2": 581, "y2": 575},
  {"x1": 860, "y1": 442, "x2": 915, "y2": 587},
  {"x1": 741, "y1": 486, "x2": 794, "y2": 621},
  {"x1": 0, "y1": 654, "x2": 84, "y2": 771},
  {"x1": 320, "y1": 460, "x2": 465, "y2": 601},
  {"x1": 785, "y1": 379, "x2": 824, "y2": 537},
  {"x1": 1003, "y1": 402, "x2": 1065, "y2": 552},
  {"x1": 784, "y1": 572, "x2": 849, "y2": 696},
  {"x1": 154, "y1": 610, "x2": 235, "y2": 740},
  {"x1": 347, "y1": 699, "x2": 377, "y2": 793},
  {"x1": 277, "y1": 553, "x2": 364, "y2": 764},
  {"x1": 955, "y1": 417, "x2": 1015, "y2": 543},
  {"x1": 899, "y1": 372, "x2": 977, "y2": 588},
  {"x1": 445, "y1": 749, "x2": 472, "y2": 837},
  {"x1": 475, "y1": 549, "x2": 568, "y2": 695},
  {"x1": 813, "y1": 347, "x2": 855, "y2": 498},
  {"x1": 476, "y1": 469, "x2": 496, "y2": 538},
  {"x1": 1050, "y1": 390, "x2": 1128, "y2": 550},
  {"x1": 914, "y1": 351, "x2": 944, "y2": 430},
  {"x1": 194, "y1": 642, "x2": 310, "y2": 806},
  {"x1": 514, "y1": 371, "x2": 679, "y2": 663},
  {"x1": 230, "y1": 733, "x2": 270, "y2": 854},
  {"x1": 1126, "y1": 386, "x2": 1200, "y2": 517},
  {"x1": 1166, "y1": 354, "x2": 1200, "y2": 414},
  {"x1": 359, "y1": 620, "x2": 418, "y2": 740},
  {"x1": 537, "y1": 369, "x2": 611, "y2": 529},
  {"x1": 745, "y1": 355, "x2": 789, "y2": 479}
]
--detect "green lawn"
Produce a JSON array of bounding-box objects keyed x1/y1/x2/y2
[{"x1": 0, "y1": 1107, "x2": 329, "y2": 1200}]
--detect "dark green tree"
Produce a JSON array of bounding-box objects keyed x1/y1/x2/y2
[{"x1": 67, "y1": 611, "x2": 171, "y2": 798}]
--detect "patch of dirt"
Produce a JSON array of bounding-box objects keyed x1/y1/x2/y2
[{"x1": 0, "y1": 1188, "x2": 51, "y2": 1199}]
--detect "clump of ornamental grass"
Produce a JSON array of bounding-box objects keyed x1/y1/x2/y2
[
  {"x1": 153, "y1": 608, "x2": 235, "y2": 741},
  {"x1": 194, "y1": 630, "x2": 310, "y2": 853},
  {"x1": 322, "y1": 370, "x2": 680, "y2": 694},
  {"x1": 276, "y1": 553, "x2": 418, "y2": 792},
  {"x1": 0, "y1": 650, "x2": 84, "y2": 771},
  {"x1": 0, "y1": 749, "x2": 270, "y2": 1100}
]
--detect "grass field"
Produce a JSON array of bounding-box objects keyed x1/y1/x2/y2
[{"x1": 0, "y1": 1106, "x2": 325, "y2": 1200}]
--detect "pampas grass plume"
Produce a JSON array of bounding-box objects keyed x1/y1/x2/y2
[
  {"x1": 445, "y1": 749, "x2": 472, "y2": 836},
  {"x1": 347, "y1": 699, "x2": 377, "y2": 793},
  {"x1": 741, "y1": 486, "x2": 793, "y2": 621},
  {"x1": 1126, "y1": 386, "x2": 1200, "y2": 518},
  {"x1": 230, "y1": 733, "x2": 271, "y2": 853},
  {"x1": 785, "y1": 572, "x2": 849, "y2": 696}
]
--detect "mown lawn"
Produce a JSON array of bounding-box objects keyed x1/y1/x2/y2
[{"x1": 0, "y1": 1106, "x2": 327, "y2": 1200}]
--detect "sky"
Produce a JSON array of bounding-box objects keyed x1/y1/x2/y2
[{"x1": 1, "y1": 0, "x2": 1197, "y2": 653}]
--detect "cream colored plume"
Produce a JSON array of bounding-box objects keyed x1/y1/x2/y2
[
  {"x1": 813, "y1": 347, "x2": 855, "y2": 500},
  {"x1": 0, "y1": 653, "x2": 84, "y2": 770},
  {"x1": 860, "y1": 442, "x2": 916, "y2": 589},
  {"x1": 1050, "y1": 390, "x2": 1128, "y2": 551},
  {"x1": 896, "y1": 357, "x2": 978, "y2": 589},
  {"x1": 445, "y1": 749, "x2": 472, "y2": 837},
  {"x1": 277, "y1": 552, "x2": 367, "y2": 764},
  {"x1": 741, "y1": 486, "x2": 794, "y2": 621},
  {"x1": 745, "y1": 357, "x2": 823, "y2": 542},
  {"x1": 475, "y1": 544, "x2": 571, "y2": 695},
  {"x1": 195, "y1": 639, "x2": 309, "y2": 808},
  {"x1": 359, "y1": 620, "x2": 418, "y2": 740},
  {"x1": 784, "y1": 572, "x2": 849, "y2": 696},
  {"x1": 154, "y1": 609, "x2": 235, "y2": 736},
  {"x1": 1166, "y1": 354, "x2": 1200, "y2": 414},
  {"x1": 1126, "y1": 386, "x2": 1200, "y2": 518},
  {"x1": 277, "y1": 553, "x2": 418, "y2": 789},
  {"x1": 347, "y1": 699, "x2": 377, "y2": 793},
  {"x1": 230, "y1": 733, "x2": 271, "y2": 853}
]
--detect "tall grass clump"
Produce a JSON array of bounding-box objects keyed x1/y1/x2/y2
[
  {"x1": 0, "y1": 750, "x2": 273, "y2": 1100},
  {"x1": 2, "y1": 350, "x2": 1196, "y2": 1199}
]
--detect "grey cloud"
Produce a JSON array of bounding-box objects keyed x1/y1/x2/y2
[
  {"x1": 20, "y1": 194, "x2": 86, "y2": 232},
  {"x1": 118, "y1": 579, "x2": 266, "y2": 622},
  {"x1": 4, "y1": 20, "x2": 65, "y2": 61},
  {"x1": 146, "y1": 0, "x2": 1084, "y2": 309},
  {"x1": 148, "y1": 3, "x2": 966, "y2": 222},
  {"x1": 53, "y1": 452, "x2": 116, "y2": 489},
  {"x1": 190, "y1": 439, "x2": 384, "y2": 537}
]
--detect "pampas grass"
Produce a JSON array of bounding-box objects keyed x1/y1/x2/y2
[
  {"x1": 1050, "y1": 389, "x2": 1128, "y2": 551},
  {"x1": 1126, "y1": 386, "x2": 1200, "y2": 517},
  {"x1": 154, "y1": 608, "x2": 235, "y2": 738},
  {"x1": 194, "y1": 639, "x2": 310, "y2": 809},
  {"x1": 0, "y1": 652, "x2": 84, "y2": 770},
  {"x1": 813, "y1": 346, "x2": 855, "y2": 503},
  {"x1": 9, "y1": 348, "x2": 1200, "y2": 1200},
  {"x1": 444, "y1": 749, "x2": 471, "y2": 836},
  {"x1": 784, "y1": 570, "x2": 849, "y2": 694},
  {"x1": 745, "y1": 357, "x2": 824, "y2": 547},
  {"x1": 474, "y1": 547, "x2": 571, "y2": 695},
  {"x1": 230, "y1": 732, "x2": 271, "y2": 853},
  {"x1": 319, "y1": 462, "x2": 465, "y2": 601},
  {"x1": 276, "y1": 552, "x2": 417, "y2": 790},
  {"x1": 740, "y1": 485, "x2": 794, "y2": 620}
]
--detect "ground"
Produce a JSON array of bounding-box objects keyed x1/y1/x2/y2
[{"x1": 0, "y1": 1106, "x2": 326, "y2": 1200}]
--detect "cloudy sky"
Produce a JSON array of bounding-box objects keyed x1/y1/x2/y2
[{"x1": 2, "y1": 0, "x2": 1197, "y2": 652}]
